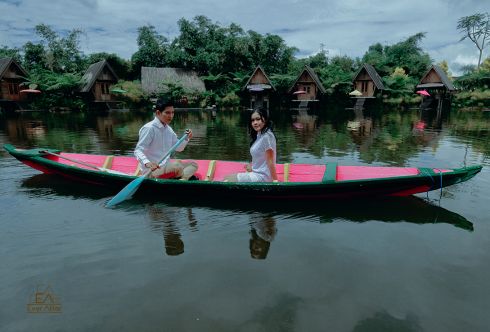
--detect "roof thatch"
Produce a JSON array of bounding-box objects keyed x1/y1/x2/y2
[
  {"x1": 353, "y1": 64, "x2": 385, "y2": 90},
  {"x1": 288, "y1": 65, "x2": 326, "y2": 94},
  {"x1": 0, "y1": 57, "x2": 28, "y2": 80},
  {"x1": 141, "y1": 67, "x2": 206, "y2": 95},
  {"x1": 417, "y1": 65, "x2": 455, "y2": 91},
  {"x1": 80, "y1": 60, "x2": 118, "y2": 92},
  {"x1": 242, "y1": 65, "x2": 275, "y2": 91}
]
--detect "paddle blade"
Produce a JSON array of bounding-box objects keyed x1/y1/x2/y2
[{"x1": 106, "y1": 175, "x2": 146, "y2": 207}]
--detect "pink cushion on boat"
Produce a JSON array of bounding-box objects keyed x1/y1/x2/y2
[
  {"x1": 111, "y1": 156, "x2": 139, "y2": 174},
  {"x1": 337, "y1": 166, "x2": 419, "y2": 181},
  {"x1": 54, "y1": 153, "x2": 107, "y2": 170},
  {"x1": 288, "y1": 164, "x2": 326, "y2": 182},
  {"x1": 213, "y1": 161, "x2": 248, "y2": 181}
]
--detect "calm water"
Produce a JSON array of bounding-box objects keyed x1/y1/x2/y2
[{"x1": 1, "y1": 106, "x2": 489, "y2": 332}]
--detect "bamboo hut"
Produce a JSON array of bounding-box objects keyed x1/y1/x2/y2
[
  {"x1": 80, "y1": 60, "x2": 119, "y2": 109},
  {"x1": 417, "y1": 65, "x2": 456, "y2": 111},
  {"x1": 352, "y1": 64, "x2": 385, "y2": 98},
  {"x1": 288, "y1": 65, "x2": 326, "y2": 109},
  {"x1": 0, "y1": 57, "x2": 28, "y2": 112},
  {"x1": 242, "y1": 65, "x2": 275, "y2": 111}
]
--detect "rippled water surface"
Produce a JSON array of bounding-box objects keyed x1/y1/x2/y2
[{"x1": 1, "y1": 107, "x2": 489, "y2": 331}]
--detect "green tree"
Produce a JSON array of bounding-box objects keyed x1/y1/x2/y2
[
  {"x1": 362, "y1": 33, "x2": 431, "y2": 79},
  {"x1": 437, "y1": 60, "x2": 452, "y2": 80},
  {"x1": 86, "y1": 52, "x2": 131, "y2": 80},
  {"x1": 23, "y1": 41, "x2": 46, "y2": 70},
  {"x1": 457, "y1": 12, "x2": 490, "y2": 68},
  {"x1": 34, "y1": 24, "x2": 84, "y2": 73},
  {"x1": 131, "y1": 25, "x2": 168, "y2": 76},
  {"x1": 0, "y1": 46, "x2": 21, "y2": 61}
]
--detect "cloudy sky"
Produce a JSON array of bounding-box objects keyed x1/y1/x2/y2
[{"x1": 1, "y1": 0, "x2": 488, "y2": 74}]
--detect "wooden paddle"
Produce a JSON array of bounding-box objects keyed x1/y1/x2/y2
[{"x1": 105, "y1": 132, "x2": 189, "y2": 207}]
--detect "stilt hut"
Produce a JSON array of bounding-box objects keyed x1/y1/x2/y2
[
  {"x1": 0, "y1": 57, "x2": 28, "y2": 112},
  {"x1": 288, "y1": 65, "x2": 326, "y2": 109},
  {"x1": 80, "y1": 60, "x2": 119, "y2": 109},
  {"x1": 243, "y1": 65, "x2": 275, "y2": 111},
  {"x1": 352, "y1": 64, "x2": 385, "y2": 98},
  {"x1": 416, "y1": 65, "x2": 455, "y2": 95},
  {"x1": 416, "y1": 65, "x2": 456, "y2": 111}
]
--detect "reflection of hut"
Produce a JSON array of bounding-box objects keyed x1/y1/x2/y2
[
  {"x1": 417, "y1": 65, "x2": 456, "y2": 111},
  {"x1": 80, "y1": 60, "x2": 119, "y2": 109},
  {"x1": 352, "y1": 64, "x2": 385, "y2": 98},
  {"x1": 0, "y1": 57, "x2": 28, "y2": 112},
  {"x1": 288, "y1": 65, "x2": 325, "y2": 109},
  {"x1": 141, "y1": 67, "x2": 206, "y2": 99},
  {"x1": 242, "y1": 65, "x2": 275, "y2": 111}
]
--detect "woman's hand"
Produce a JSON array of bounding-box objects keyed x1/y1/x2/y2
[
  {"x1": 185, "y1": 129, "x2": 193, "y2": 140},
  {"x1": 244, "y1": 164, "x2": 252, "y2": 172}
]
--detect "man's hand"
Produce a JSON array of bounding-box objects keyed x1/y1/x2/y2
[
  {"x1": 145, "y1": 162, "x2": 159, "y2": 171},
  {"x1": 185, "y1": 129, "x2": 193, "y2": 140}
]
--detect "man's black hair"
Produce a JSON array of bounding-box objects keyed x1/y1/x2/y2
[{"x1": 155, "y1": 96, "x2": 174, "y2": 111}]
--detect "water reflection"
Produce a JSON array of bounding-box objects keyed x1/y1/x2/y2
[
  {"x1": 353, "y1": 311, "x2": 422, "y2": 332},
  {"x1": 249, "y1": 214, "x2": 277, "y2": 259},
  {"x1": 146, "y1": 204, "x2": 198, "y2": 256},
  {"x1": 20, "y1": 174, "x2": 474, "y2": 232}
]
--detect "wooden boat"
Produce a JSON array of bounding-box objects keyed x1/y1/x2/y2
[{"x1": 4, "y1": 144, "x2": 482, "y2": 200}]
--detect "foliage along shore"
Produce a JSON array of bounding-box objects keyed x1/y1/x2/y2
[{"x1": 1, "y1": 15, "x2": 489, "y2": 111}]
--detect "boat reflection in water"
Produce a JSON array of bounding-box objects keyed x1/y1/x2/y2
[{"x1": 21, "y1": 174, "x2": 474, "y2": 258}]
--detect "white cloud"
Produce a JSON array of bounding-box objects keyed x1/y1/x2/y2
[{"x1": 1, "y1": 0, "x2": 489, "y2": 75}]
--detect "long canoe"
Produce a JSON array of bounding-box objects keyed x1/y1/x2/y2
[{"x1": 4, "y1": 144, "x2": 482, "y2": 200}]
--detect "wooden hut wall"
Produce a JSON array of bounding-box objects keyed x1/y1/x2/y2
[
  {"x1": 0, "y1": 65, "x2": 25, "y2": 101},
  {"x1": 354, "y1": 69, "x2": 375, "y2": 97},
  {"x1": 250, "y1": 70, "x2": 269, "y2": 85},
  {"x1": 294, "y1": 72, "x2": 317, "y2": 100},
  {"x1": 92, "y1": 67, "x2": 116, "y2": 102},
  {"x1": 420, "y1": 68, "x2": 441, "y2": 84}
]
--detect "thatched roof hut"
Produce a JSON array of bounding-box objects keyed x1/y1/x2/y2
[
  {"x1": 417, "y1": 65, "x2": 456, "y2": 92},
  {"x1": 288, "y1": 65, "x2": 326, "y2": 100},
  {"x1": 242, "y1": 65, "x2": 275, "y2": 110},
  {"x1": 141, "y1": 67, "x2": 206, "y2": 95},
  {"x1": 352, "y1": 64, "x2": 385, "y2": 97},
  {"x1": 0, "y1": 57, "x2": 28, "y2": 102},
  {"x1": 80, "y1": 60, "x2": 119, "y2": 102}
]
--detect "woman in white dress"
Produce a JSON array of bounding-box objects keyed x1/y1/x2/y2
[{"x1": 225, "y1": 107, "x2": 278, "y2": 182}]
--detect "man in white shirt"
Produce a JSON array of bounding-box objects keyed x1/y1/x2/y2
[{"x1": 134, "y1": 97, "x2": 198, "y2": 180}]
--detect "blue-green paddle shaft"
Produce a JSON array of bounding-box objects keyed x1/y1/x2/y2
[{"x1": 106, "y1": 133, "x2": 189, "y2": 207}]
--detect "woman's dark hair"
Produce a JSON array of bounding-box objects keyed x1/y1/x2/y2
[{"x1": 248, "y1": 107, "x2": 275, "y2": 146}]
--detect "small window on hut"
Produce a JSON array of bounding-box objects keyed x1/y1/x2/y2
[
  {"x1": 361, "y1": 81, "x2": 368, "y2": 92},
  {"x1": 101, "y1": 83, "x2": 110, "y2": 95},
  {"x1": 8, "y1": 83, "x2": 19, "y2": 95}
]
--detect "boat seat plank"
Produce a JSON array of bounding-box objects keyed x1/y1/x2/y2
[
  {"x1": 205, "y1": 160, "x2": 216, "y2": 181},
  {"x1": 283, "y1": 163, "x2": 290, "y2": 182},
  {"x1": 322, "y1": 162, "x2": 337, "y2": 183},
  {"x1": 102, "y1": 155, "x2": 114, "y2": 169}
]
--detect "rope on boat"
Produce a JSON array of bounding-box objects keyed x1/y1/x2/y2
[{"x1": 421, "y1": 168, "x2": 443, "y2": 203}]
